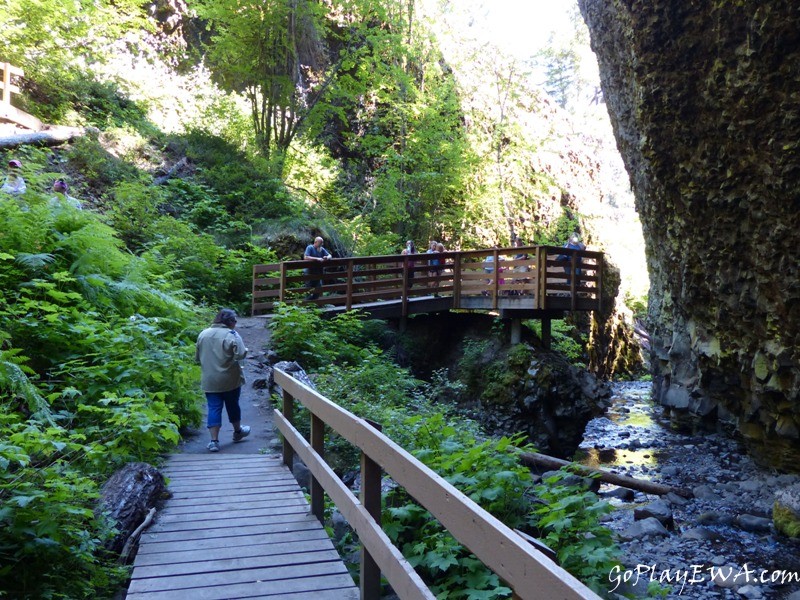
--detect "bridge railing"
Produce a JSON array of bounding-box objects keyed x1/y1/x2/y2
[
  {"x1": 252, "y1": 246, "x2": 602, "y2": 316},
  {"x1": 0, "y1": 61, "x2": 43, "y2": 131},
  {"x1": 274, "y1": 367, "x2": 600, "y2": 600}
]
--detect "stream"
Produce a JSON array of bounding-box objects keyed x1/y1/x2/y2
[{"x1": 575, "y1": 381, "x2": 800, "y2": 599}]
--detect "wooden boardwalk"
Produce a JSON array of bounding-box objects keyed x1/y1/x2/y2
[{"x1": 127, "y1": 453, "x2": 359, "y2": 600}]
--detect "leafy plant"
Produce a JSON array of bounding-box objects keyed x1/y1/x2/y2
[
  {"x1": 0, "y1": 187, "x2": 202, "y2": 598},
  {"x1": 529, "y1": 469, "x2": 620, "y2": 594},
  {"x1": 525, "y1": 319, "x2": 587, "y2": 366}
]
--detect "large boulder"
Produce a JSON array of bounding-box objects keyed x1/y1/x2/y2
[{"x1": 774, "y1": 484, "x2": 800, "y2": 538}]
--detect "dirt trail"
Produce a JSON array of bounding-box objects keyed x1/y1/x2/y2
[{"x1": 176, "y1": 316, "x2": 280, "y2": 455}]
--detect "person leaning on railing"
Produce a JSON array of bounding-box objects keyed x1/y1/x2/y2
[{"x1": 304, "y1": 236, "x2": 331, "y2": 299}]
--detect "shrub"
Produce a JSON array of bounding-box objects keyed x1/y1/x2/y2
[
  {"x1": 529, "y1": 469, "x2": 620, "y2": 595},
  {"x1": 0, "y1": 188, "x2": 202, "y2": 598}
]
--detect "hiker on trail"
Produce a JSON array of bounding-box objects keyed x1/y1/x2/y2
[
  {"x1": 49, "y1": 179, "x2": 82, "y2": 210},
  {"x1": 1, "y1": 159, "x2": 26, "y2": 195},
  {"x1": 304, "y1": 236, "x2": 331, "y2": 299},
  {"x1": 195, "y1": 309, "x2": 250, "y2": 453}
]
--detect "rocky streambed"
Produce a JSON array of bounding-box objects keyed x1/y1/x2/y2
[{"x1": 576, "y1": 382, "x2": 800, "y2": 599}]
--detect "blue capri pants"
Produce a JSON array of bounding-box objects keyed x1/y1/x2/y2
[{"x1": 206, "y1": 387, "x2": 242, "y2": 428}]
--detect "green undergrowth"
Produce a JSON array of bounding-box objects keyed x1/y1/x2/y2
[
  {"x1": 0, "y1": 190, "x2": 205, "y2": 598},
  {"x1": 269, "y1": 305, "x2": 621, "y2": 597}
]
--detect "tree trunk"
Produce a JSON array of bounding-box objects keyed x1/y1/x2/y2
[
  {"x1": 0, "y1": 127, "x2": 84, "y2": 149},
  {"x1": 96, "y1": 462, "x2": 166, "y2": 557},
  {"x1": 520, "y1": 451, "x2": 692, "y2": 498}
]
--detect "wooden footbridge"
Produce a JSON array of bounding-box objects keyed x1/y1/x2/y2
[
  {"x1": 252, "y1": 244, "x2": 603, "y2": 345},
  {"x1": 128, "y1": 369, "x2": 601, "y2": 600}
]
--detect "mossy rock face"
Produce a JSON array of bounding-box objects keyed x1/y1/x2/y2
[
  {"x1": 773, "y1": 485, "x2": 800, "y2": 538},
  {"x1": 580, "y1": 0, "x2": 800, "y2": 467}
]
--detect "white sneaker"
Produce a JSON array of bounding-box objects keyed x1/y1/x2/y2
[
  {"x1": 233, "y1": 425, "x2": 251, "y2": 442},
  {"x1": 207, "y1": 440, "x2": 220, "y2": 452}
]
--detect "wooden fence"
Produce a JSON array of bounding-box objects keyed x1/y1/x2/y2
[
  {"x1": 252, "y1": 245, "x2": 602, "y2": 316},
  {"x1": 0, "y1": 62, "x2": 43, "y2": 131},
  {"x1": 274, "y1": 367, "x2": 601, "y2": 600}
]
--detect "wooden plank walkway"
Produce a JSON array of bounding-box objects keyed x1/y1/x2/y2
[{"x1": 127, "y1": 453, "x2": 359, "y2": 600}]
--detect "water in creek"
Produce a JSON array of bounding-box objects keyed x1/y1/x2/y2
[
  {"x1": 576, "y1": 381, "x2": 666, "y2": 479},
  {"x1": 574, "y1": 381, "x2": 800, "y2": 599}
]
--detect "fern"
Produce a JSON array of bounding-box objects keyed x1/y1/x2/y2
[{"x1": 0, "y1": 348, "x2": 55, "y2": 425}]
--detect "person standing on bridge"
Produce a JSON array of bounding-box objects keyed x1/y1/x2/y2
[
  {"x1": 401, "y1": 240, "x2": 417, "y2": 289},
  {"x1": 559, "y1": 232, "x2": 586, "y2": 287},
  {"x1": 195, "y1": 309, "x2": 250, "y2": 453},
  {"x1": 304, "y1": 236, "x2": 332, "y2": 300}
]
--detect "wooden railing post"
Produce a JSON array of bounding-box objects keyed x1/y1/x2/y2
[
  {"x1": 539, "y1": 248, "x2": 548, "y2": 310},
  {"x1": 2, "y1": 63, "x2": 11, "y2": 105},
  {"x1": 282, "y1": 389, "x2": 294, "y2": 470},
  {"x1": 310, "y1": 414, "x2": 325, "y2": 523},
  {"x1": 492, "y1": 248, "x2": 499, "y2": 309},
  {"x1": 279, "y1": 262, "x2": 287, "y2": 303},
  {"x1": 452, "y1": 252, "x2": 462, "y2": 308},
  {"x1": 597, "y1": 254, "x2": 603, "y2": 314},
  {"x1": 361, "y1": 419, "x2": 383, "y2": 600},
  {"x1": 401, "y1": 256, "x2": 409, "y2": 317},
  {"x1": 251, "y1": 265, "x2": 257, "y2": 316},
  {"x1": 570, "y1": 251, "x2": 577, "y2": 311},
  {"x1": 346, "y1": 260, "x2": 354, "y2": 311}
]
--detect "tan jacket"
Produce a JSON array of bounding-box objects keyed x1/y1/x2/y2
[{"x1": 195, "y1": 324, "x2": 247, "y2": 392}]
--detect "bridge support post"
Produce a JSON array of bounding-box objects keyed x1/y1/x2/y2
[
  {"x1": 541, "y1": 318, "x2": 552, "y2": 350},
  {"x1": 510, "y1": 318, "x2": 522, "y2": 345},
  {"x1": 398, "y1": 316, "x2": 407, "y2": 333}
]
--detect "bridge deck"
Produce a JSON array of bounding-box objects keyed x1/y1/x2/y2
[{"x1": 127, "y1": 453, "x2": 358, "y2": 600}]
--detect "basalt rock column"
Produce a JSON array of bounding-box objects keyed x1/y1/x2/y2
[{"x1": 578, "y1": 0, "x2": 800, "y2": 469}]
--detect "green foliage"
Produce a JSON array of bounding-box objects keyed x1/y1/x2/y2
[
  {"x1": 0, "y1": 188, "x2": 201, "y2": 598},
  {"x1": 269, "y1": 304, "x2": 386, "y2": 369},
  {"x1": 181, "y1": 130, "x2": 298, "y2": 219},
  {"x1": 66, "y1": 135, "x2": 146, "y2": 193},
  {"x1": 192, "y1": 0, "x2": 328, "y2": 168},
  {"x1": 456, "y1": 339, "x2": 491, "y2": 395},
  {"x1": 531, "y1": 208, "x2": 582, "y2": 247},
  {"x1": 383, "y1": 419, "x2": 532, "y2": 599},
  {"x1": 623, "y1": 290, "x2": 648, "y2": 322},
  {"x1": 478, "y1": 344, "x2": 533, "y2": 405},
  {"x1": 525, "y1": 319, "x2": 587, "y2": 366},
  {"x1": 0, "y1": 0, "x2": 151, "y2": 124},
  {"x1": 529, "y1": 469, "x2": 621, "y2": 595}
]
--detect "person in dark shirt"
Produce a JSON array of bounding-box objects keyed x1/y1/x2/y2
[{"x1": 304, "y1": 236, "x2": 331, "y2": 299}]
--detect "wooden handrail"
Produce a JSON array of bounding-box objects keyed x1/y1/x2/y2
[
  {"x1": 251, "y1": 246, "x2": 603, "y2": 317},
  {"x1": 0, "y1": 62, "x2": 43, "y2": 131},
  {"x1": 274, "y1": 368, "x2": 601, "y2": 600}
]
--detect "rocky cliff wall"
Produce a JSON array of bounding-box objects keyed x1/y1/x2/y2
[{"x1": 578, "y1": 0, "x2": 800, "y2": 469}]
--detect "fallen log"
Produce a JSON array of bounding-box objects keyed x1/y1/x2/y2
[
  {"x1": 96, "y1": 462, "x2": 166, "y2": 557},
  {"x1": 0, "y1": 127, "x2": 85, "y2": 149},
  {"x1": 520, "y1": 451, "x2": 692, "y2": 498},
  {"x1": 153, "y1": 156, "x2": 189, "y2": 185}
]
